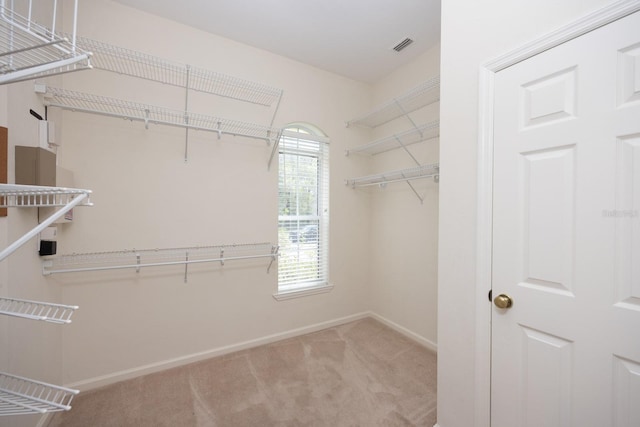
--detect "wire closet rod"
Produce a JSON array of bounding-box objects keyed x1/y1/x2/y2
[
  {"x1": 43, "y1": 243, "x2": 279, "y2": 282},
  {"x1": 39, "y1": 86, "x2": 282, "y2": 145}
]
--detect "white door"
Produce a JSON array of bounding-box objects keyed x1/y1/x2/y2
[{"x1": 492, "y1": 11, "x2": 640, "y2": 427}]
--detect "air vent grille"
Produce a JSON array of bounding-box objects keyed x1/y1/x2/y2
[{"x1": 393, "y1": 38, "x2": 414, "y2": 52}]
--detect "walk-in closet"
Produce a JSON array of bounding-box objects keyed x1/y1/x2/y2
[{"x1": 0, "y1": 1, "x2": 441, "y2": 426}]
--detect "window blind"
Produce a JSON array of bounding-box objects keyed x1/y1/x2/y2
[{"x1": 278, "y1": 129, "x2": 329, "y2": 291}]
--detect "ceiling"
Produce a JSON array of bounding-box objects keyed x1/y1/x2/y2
[{"x1": 113, "y1": 0, "x2": 441, "y2": 83}]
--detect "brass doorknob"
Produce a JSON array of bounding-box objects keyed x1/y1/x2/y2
[{"x1": 494, "y1": 294, "x2": 513, "y2": 309}]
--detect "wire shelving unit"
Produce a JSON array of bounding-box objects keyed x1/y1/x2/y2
[
  {"x1": 346, "y1": 76, "x2": 440, "y2": 128},
  {"x1": 0, "y1": 297, "x2": 77, "y2": 324},
  {"x1": 0, "y1": 184, "x2": 84, "y2": 417},
  {"x1": 0, "y1": 184, "x2": 92, "y2": 262},
  {"x1": 0, "y1": 373, "x2": 78, "y2": 416},
  {"x1": 63, "y1": 35, "x2": 284, "y2": 161},
  {"x1": 72, "y1": 36, "x2": 283, "y2": 108},
  {"x1": 345, "y1": 76, "x2": 440, "y2": 202},
  {"x1": 40, "y1": 86, "x2": 282, "y2": 144},
  {"x1": 0, "y1": 0, "x2": 92, "y2": 85},
  {"x1": 42, "y1": 243, "x2": 279, "y2": 282},
  {"x1": 346, "y1": 163, "x2": 439, "y2": 204},
  {"x1": 345, "y1": 120, "x2": 439, "y2": 156}
]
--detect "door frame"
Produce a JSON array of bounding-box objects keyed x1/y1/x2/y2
[{"x1": 474, "y1": 1, "x2": 640, "y2": 426}]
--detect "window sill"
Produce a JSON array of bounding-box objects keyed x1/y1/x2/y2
[{"x1": 272, "y1": 283, "x2": 334, "y2": 301}]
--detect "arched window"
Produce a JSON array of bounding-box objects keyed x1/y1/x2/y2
[{"x1": 277, "y1": 123, "x2": 329, "y2": 293}]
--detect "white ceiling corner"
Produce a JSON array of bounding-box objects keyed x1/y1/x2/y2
[{"x1": 112, "y1": 0, "x2": 441, "y2": 83}]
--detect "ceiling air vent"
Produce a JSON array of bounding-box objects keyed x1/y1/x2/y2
[{"x1": 392, "y1": 37, "x2": 414, "y2": 52}]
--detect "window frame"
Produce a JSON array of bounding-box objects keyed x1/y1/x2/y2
[{"x1": 275, "y1": 124, "x2": 332, "y2": 299}]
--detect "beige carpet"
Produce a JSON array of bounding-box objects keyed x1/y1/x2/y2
[{"x1": 48, "y1": 318, "x2": 437, "y2": 426}]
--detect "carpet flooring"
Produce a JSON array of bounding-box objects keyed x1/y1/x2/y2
[{"x1": 48, "y1": 318, "x2": 437, "y2": 426}]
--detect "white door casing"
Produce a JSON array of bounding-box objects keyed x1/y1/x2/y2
[{"x1": 491, "y1": 9, "x2": 640, "y2": 427}]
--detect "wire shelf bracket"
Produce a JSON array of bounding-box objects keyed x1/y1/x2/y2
[
  {"x1": 0, "y1": 297, "x2": 77, "y2": 324},
  {"x1": 0, "y1": 372, "x2": 78, "y2": 416},
  {"x1": 0, "y1": 1, "x2": 92, "y2": 85},
  {"x1": 345, "y1": 163, "x2": 439, "y2": 204},
  {"x1": 0, "y1": 184, "x2": 93, "y2": 262},
  {"x1": 346, "y1": 76, "x2": 440, "y2": 128},
  {"x1": 42, "y1": 243, "x2": 280, "y2": 282},
  {"x1": 38, "y1": 85, "x2": 283, "y2": 145}
]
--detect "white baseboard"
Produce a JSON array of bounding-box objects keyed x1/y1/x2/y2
[
  {"x1": 368, "y1": 311, "x2": 438, "y2": 353},
  {"x1": 67, "y1": 311, "x2": 370, "y2": 391}
]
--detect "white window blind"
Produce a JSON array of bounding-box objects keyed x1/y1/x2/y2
[{"x1": 278, "y1": 128, "x2": 329, "y2": 291}]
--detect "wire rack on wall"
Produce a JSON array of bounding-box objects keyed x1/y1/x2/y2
[
  {"x1": 346, "y1": 76, "x2": 440, "y2": 128},
  {"x1": 346, "y1": 163, "x2": 439, "y2": 204},
  {"x1": 0, "y1": 183, "x2": 92, "y2": 208},
  {"x1": 40, "y1": 86, "x2": 282, "y2": 144},
  {"x1": 0, "y1": 1, "x2": 92, "y2": 85},
  {"x1": 0, "y1": 297, "x2": 77, "y2": 324},
  {"x1": 0, "y1": 373, "x2": 79, "y2": 416},
  {"x1": 42, "y1": 243, "x2": 279, "y2": 281},
  {"x1": 346, "y1": 163, "x2": 439, "y2": 188},
  {"x1": 345, "y1": 120, "x2": 440, "y2": 156},
  {"x1": 72, "y1": 36, "x2": 283, "y2": 108}
]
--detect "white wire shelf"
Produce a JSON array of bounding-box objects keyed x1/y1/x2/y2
[
  {"x1": 0, "y1": 372, "x2": 78, "y2": 416},
  {"x1": 72, "y1": 36, "x2": 283, "y2": 108},
  {"x1": 0, "y1": 1, "x2": 92, "y2": 85},
  {"x1": 0, "y1": 184, "x2": 93, "y2": 262},
  {"x1": 41, "y1": 86, "x2": 282, "y2": 144},
  {"x1": 0, "y1": 184, "x2": 92, "y2": 208},
  {"x1": 347, "y1": 76, "x2": 440, "y2": 128},
  {"x1": 43, "y1": 243, "x2": 279, "y2": 281},
  {"x1": 0, "y1": 297, "x2": 77, "y2": 324},
  {"x1": 346, "y1": 120, "x2": 439, "y2": 156},
  {"x1": 346, "y1": 163, "x2": 439, "y2": 188}
]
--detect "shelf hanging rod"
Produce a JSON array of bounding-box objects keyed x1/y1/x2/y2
[
  {"x1": 42, "y1": 253, "x2": 277, "y2": 276},
  {"x1": 41, "y1": 86, "x2": 280, "y2": 145},
  {"x1": 0, "y1": 38, "x2": 64, "y2": 57},
  {"x1": 42, "y1": 244, "x2": 280, "y2": 278},
  {"x1": 346, "y1": 164, "x2": 439, "y2": 189}
]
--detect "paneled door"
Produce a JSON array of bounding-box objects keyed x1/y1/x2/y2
[{"x1": 492, "y1": 10, "x2": 640, "y2": 427}]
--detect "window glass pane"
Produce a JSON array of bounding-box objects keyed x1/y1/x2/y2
[{"x1": 278, "y1": 126, "x2": 328, "y2": 291}]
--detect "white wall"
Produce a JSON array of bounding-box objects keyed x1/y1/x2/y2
[
  {"x1": 39, "y1": 0, "x2": 374, "y2": 387},
  {"x1": 365, "y1": 45, "x2": 440, "y2": 347},
  {"x1": 437, "y1": 1, "x2": 619, "y2": 426}
]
